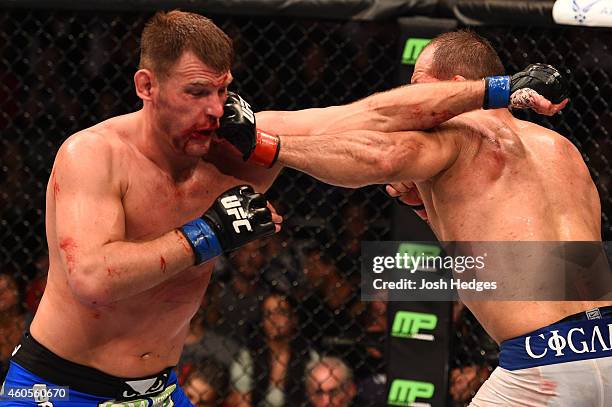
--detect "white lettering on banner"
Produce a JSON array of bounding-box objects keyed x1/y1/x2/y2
[
  {"x1": 548, "y1": 330, "x2": 568, "y2": 356},
  {"x1": 525, "y1": 334, "x2": 548, "y2": 358},
  {"x1": 525, "y1": 323, "x2": 612, "y2": 359},
  {"x1": 590, "y1": 326, "x2": 611, "y2": 353},
  {"x1": 567, "y1": 328, "x2": 589, "y2": 354}
]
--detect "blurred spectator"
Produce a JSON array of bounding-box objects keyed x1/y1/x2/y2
[
  {"x1": 259, "y1": 232, "x2": 303, "y2": 293},
  {"x1": 305, "y1": 356, "x2": 356, "y2": 407},
  {"x1": 354, "y1": 301, "x2": 386, "y2": 406},
  {"x1": 212, "y1": 240, "x2": 270, "y2": 343},
  {"x1": 449, "y1": 302, "x2": 495, "y2": 406},
  {"x1": 449, "y1": 365, "x2": 491, "y2": 407},
  {"x1": 229, "y1": 291, "x2": 314, "y2": 407},
  {"x1": 0, "y1": 141, "x2": 27, "y2": 214},
  {"x1": 180, "y1": 294, "x2": 240, "y2": 374},
  {"x1": 296, "y1": 248, "x2": 361, "y2": 354},
  {"x1": 338, "y1": 201, "x2": 368, "y2": 260},
  {"x1": 0, "y1": 273, "x2": 26, "y2": 380},
  {"x1": 23, "y1": 253, "x2": 49, "y2": 327},
  {"x1": 184, "y1": 357, "x2": 229, "y2": 407}
]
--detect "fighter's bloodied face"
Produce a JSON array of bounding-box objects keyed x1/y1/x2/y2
[
  {"x1": 154, "y1": 51, "x2": 232, "y2": 156},
  {"x1": 410, "y1": 45, "x2": 439, "y2": 85}
]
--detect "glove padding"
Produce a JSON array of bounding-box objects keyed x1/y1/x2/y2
[
  {"x1": 510, "y1": 63, "x2": 568, "y2": 104},
  {"x1": 217, "y1": 92, "x2": 257, "y2": 160},
  {"x1": 217, "y1": 92, "x2": 280, "y2": 168},
  {"x1": 203, "y1": 185, "x2": 275, "y2": 253}
]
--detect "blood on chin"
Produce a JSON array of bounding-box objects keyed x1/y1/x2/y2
[{"x1": 184, "y1": 135, "x2": 213, "y2": 156}]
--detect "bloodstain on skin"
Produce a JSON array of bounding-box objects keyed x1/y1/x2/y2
[
  {"x1": 51, "y1": 170, "x2": 60, "y2": 198},
  {"x1": 160, "y1": 256, "x2": 167, "y2": 273},
  {"x1": 175, "y1": 230, "x2": 193, "y2": 254},
  {"x1": 59, "y1": 237, "x2": 77, "y2": 273},
  {"x1": 92, "y1": 312, "x2": 101, "y2": 319},
  {"x1": 107, "y1": 267, "x2": 119, "y2": 277}
]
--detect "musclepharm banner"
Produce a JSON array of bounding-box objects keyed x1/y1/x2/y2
[
  {"x1": 386, "y1": 301, "x2": 450, "y2": 407},
  {"x1": 387, "y1": 19, "x2": 461, "y2": 406}
]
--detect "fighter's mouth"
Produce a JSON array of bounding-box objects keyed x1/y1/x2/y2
[{"x1": 191, "y1": 129, "x2": 214, "y2": 138}]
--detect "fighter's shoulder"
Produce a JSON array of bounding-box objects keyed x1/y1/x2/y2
[
  {"x1": 58, "y1": 116, "x2": 132, "y2": 163},
  {"x1": 519, "y1": 120, "x2": 582, "y2": 159},
  {"x1": 54, "y1": 119, "x2": 134, "y2": 187}
]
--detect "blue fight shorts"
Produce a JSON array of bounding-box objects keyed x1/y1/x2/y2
[{"x1": 0, "y1": 333, "x2": 192, "y2": 406}]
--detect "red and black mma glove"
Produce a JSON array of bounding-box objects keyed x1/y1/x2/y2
[
  {"x1": 179, "y1": 185, "x2": 275, "y2": 264},
  {"x1": 484, "y1": 63, "x2": 569, "y2": 109},
  {"x1": 217, "y1": 92, "x2": 280, "y2": 168}
]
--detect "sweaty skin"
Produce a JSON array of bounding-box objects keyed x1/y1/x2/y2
[
  {"x1": 260, "y1": 47, "x2": 605, "y2": 343},
  {"x1": 31, "y1": 52, "x2": 281, "y2": 377}
]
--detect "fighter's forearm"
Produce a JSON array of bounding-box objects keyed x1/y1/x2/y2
[
  {"x1": 65, "y1": 230, "x2": 195, "y2": 305},
  {"x1": 349, "y1": 80, "x2": 485, "y2": 132},
  {"x1": 258, "y1": 81, "x2": 484, "y2": 137},
  {"x1": 277, "y1": 131, "x2": 420, "y2": 188}
]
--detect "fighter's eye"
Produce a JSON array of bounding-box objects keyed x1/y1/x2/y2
[{"x1": 187, "y1": 88, "x2": 210, "y2": 97}]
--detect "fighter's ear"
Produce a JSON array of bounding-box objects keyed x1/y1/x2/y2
[
  {"x1": 134, "y1": 69, "x2": 155, "y2": 100},
  {"x1": 452, "y1": 74, "x2": 467, "y2": 82}
]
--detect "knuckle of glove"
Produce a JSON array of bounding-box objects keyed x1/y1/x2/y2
[
  {"x1": 247, "y1": 194, "x2": 266, "y2": 209},
  {"x1": 512, "y1": 66, "x2": 568, "y2": 104}
]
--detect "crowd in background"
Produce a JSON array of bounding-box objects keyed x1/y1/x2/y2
[
  {"x1": 1, "y1": 9, "x2": 610, "y2": 407},
  {"x1": 0, "y1": 216, "x2": 497, "y2": 406}
]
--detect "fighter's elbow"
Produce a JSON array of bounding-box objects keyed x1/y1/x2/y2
[
  {"x1": 67, "y1": 260, "x2": 113, "y2": 306},
  {"x1": 372, "y1": 156, "x2": 402, "y2": 181},
  {"x1": 372, "y1": 144, "x2": 420, "y2": 182}
]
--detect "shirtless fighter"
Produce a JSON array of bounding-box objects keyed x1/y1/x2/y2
[
  {"x1": 0, "y1": 14, "x2": 583, "y2": 406},
  {"x1": 1, "y1": 11, "x2": 283, "y2": 407},
  {"x1": 218, "y1": 31, "x2": 610, "y2": 406}
]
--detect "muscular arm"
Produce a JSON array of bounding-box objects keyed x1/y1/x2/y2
[
  {"x1": 277, "y1": 124, "x2": 460, "y2": 188},
  {"x1": 256, "y1": 81, "x2": 485, "y2": 137},
  {"x1": 53, "y1": 134, "x2": 195, "y2": 305}
]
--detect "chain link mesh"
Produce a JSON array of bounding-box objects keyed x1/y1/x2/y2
[{"x1": 0, "y1": 8, "x2": 610, "y2": 406}]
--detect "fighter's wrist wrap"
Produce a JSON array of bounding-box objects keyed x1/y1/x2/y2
[
  {"x1": 180, "y1": 218, "x2": 222, "y2": 264},
  {"x1": 250, "y1": 130, "x2": 281, "y2": 168},
  {"x1": 484, "y1": 76, "x2": 511, "y2": 109}
]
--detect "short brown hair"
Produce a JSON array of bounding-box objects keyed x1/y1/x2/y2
[
  {"x1": 427, "y1": 30, "x2": 505, "y2": 80},
  {"x1": 139, "y1": 10, "x2": 234, "y2": 77}
]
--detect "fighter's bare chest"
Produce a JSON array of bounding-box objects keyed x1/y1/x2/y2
[{"x1": 120, "y1": 165, "x2": 240, "y2": 240}]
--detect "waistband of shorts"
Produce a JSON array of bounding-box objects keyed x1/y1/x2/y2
[
  {"x1": 10, "y1": 332, "x2": 174, "y2": 399},
  {"x1": 557, "y1": 305, "x2": 612, "y2": 323},
  {"x1": 499, "y1": 306, "x2": 612, "y2": 371}
]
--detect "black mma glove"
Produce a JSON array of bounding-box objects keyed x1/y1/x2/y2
[
  {"x1": 484, "y1": 63, "x2": 568, "y2": 109},
  {"x1": 217, "y1": 92, "x2": 280, "y2": 168},
  {"x1": 180, "y1": 185, "x2": 275, "y2": 264}
]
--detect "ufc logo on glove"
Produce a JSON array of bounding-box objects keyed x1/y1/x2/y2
[{"x1": 221, "y1": 195, "x2": 253, "y2": 233}]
